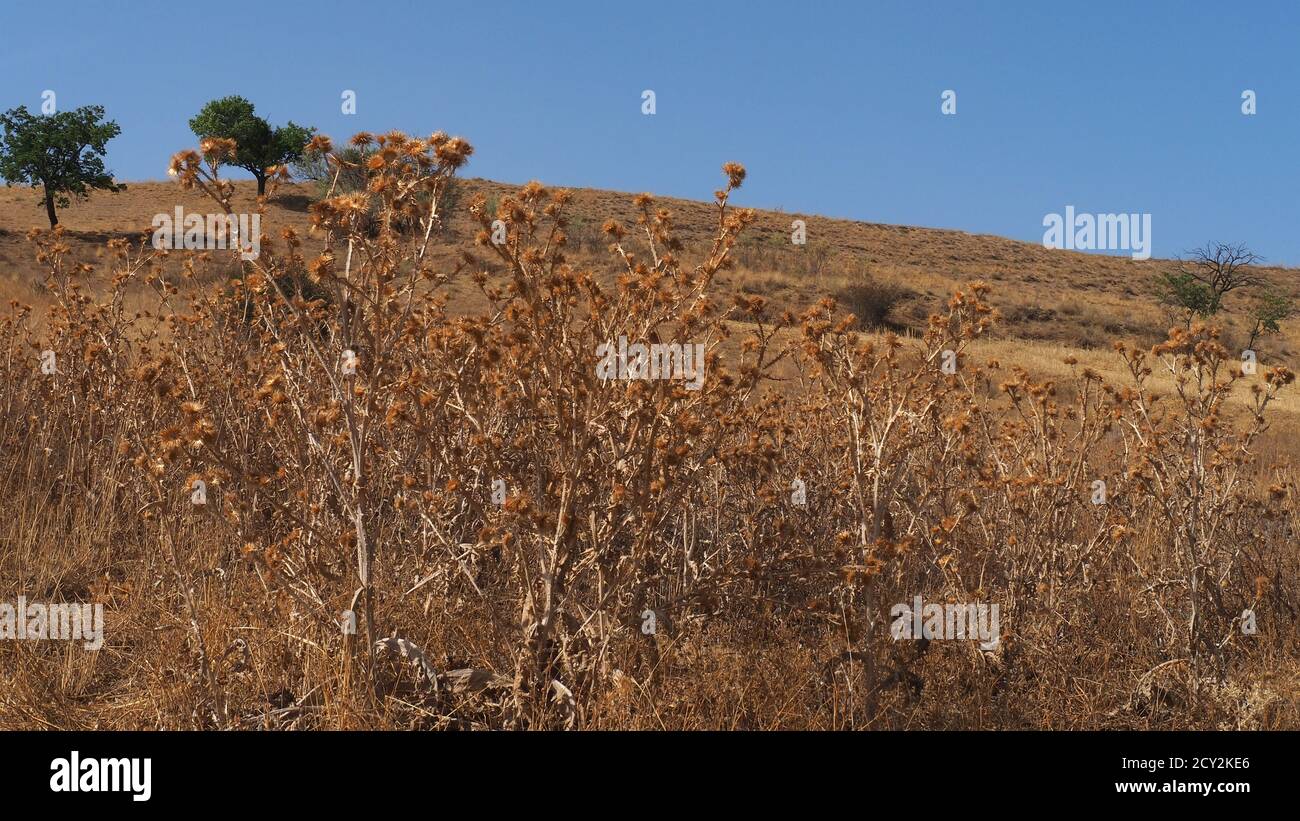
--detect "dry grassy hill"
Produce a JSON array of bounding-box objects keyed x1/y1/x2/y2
[
  {"x1": 3, "y1": 177, "x2": 1297, "y2": 357},
  {"x1": 6, "y1": 175, "x2": 1299, "y2": 443}
]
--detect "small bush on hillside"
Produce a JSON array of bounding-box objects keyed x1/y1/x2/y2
[
  {"x1": 833, "y1": 278, "x2": 913, "y2": 330},
  {"x1": 1158, "y1": 271, "x2": 1219, "y2": 318}
]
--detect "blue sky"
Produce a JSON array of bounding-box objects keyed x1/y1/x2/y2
[{"x1": 2, "y1": 0, "x2": 1297, "y2": 264}]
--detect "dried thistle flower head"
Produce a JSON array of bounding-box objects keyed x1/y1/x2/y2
[{"x1": 722, "y1": 161, "x2": 746, "y2": 189}]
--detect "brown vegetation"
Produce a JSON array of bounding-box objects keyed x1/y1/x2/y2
[{"x1": 1, "y1": 132, "x2": 1298, "y2": 729}]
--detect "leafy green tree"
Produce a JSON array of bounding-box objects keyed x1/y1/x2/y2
[
  {"x1": 188, "y1": 96, "x2": 313, "y2": 195},
  {"x1": 0, "y1": 105, "x2": 124, "y2": 227},
  {"x1": 1247, "y1": 290, "x2": 1294, "y2": 349},
  {"x1": 1157, "y1": 271, "x2": 1220, "y2": 322}
]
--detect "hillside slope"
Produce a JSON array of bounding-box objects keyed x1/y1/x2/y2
[{"x1": 2, "y1": 178, "x2": 1297, "y2": 360}]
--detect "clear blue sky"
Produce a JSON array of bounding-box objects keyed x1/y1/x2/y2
[{"x1": 2, "y1": 0, "x2": 1297, "y2": 264}]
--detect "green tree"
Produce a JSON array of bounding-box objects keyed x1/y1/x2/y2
[
  {"x1": 1157, "y1": 271, "x2": 1220, "y2": 322},
  {"x1": 0, "y1": 105, "x2": 124, "y2": 227},
  {"x1": 1247, "y1": 290, "x2": 1294, "y2": 349},
  {"x1": 188, "y1": 96, "x2": 313, "y2": 195}
]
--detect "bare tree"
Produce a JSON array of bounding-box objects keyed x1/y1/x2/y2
[{"x1": 1179, "y1": 241, "x2": 1264, "y2": 304}]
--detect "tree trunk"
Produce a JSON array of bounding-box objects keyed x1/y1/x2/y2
[
  {"x1": 43, "y1": 187, "x2": 58, "y2": 227},
  {"x1": 255, "y1": 173, "x2": 267, "y2": 196}
]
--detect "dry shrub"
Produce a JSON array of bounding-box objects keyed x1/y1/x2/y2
[{"x1": 832, "y1": 279, "x2": 913, "y2": 330}]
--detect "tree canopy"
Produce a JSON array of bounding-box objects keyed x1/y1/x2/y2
[
  {"x1": 188, "y1": 96, "x2": 313, "y2": 194},
  {"x1": 0, "y1": 104, "x2": 125, "y2": 227}
]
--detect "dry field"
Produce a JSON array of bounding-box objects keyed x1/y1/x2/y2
[{"x1": 1, "y1": 133, "x2": 1298, "y2": 729}]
